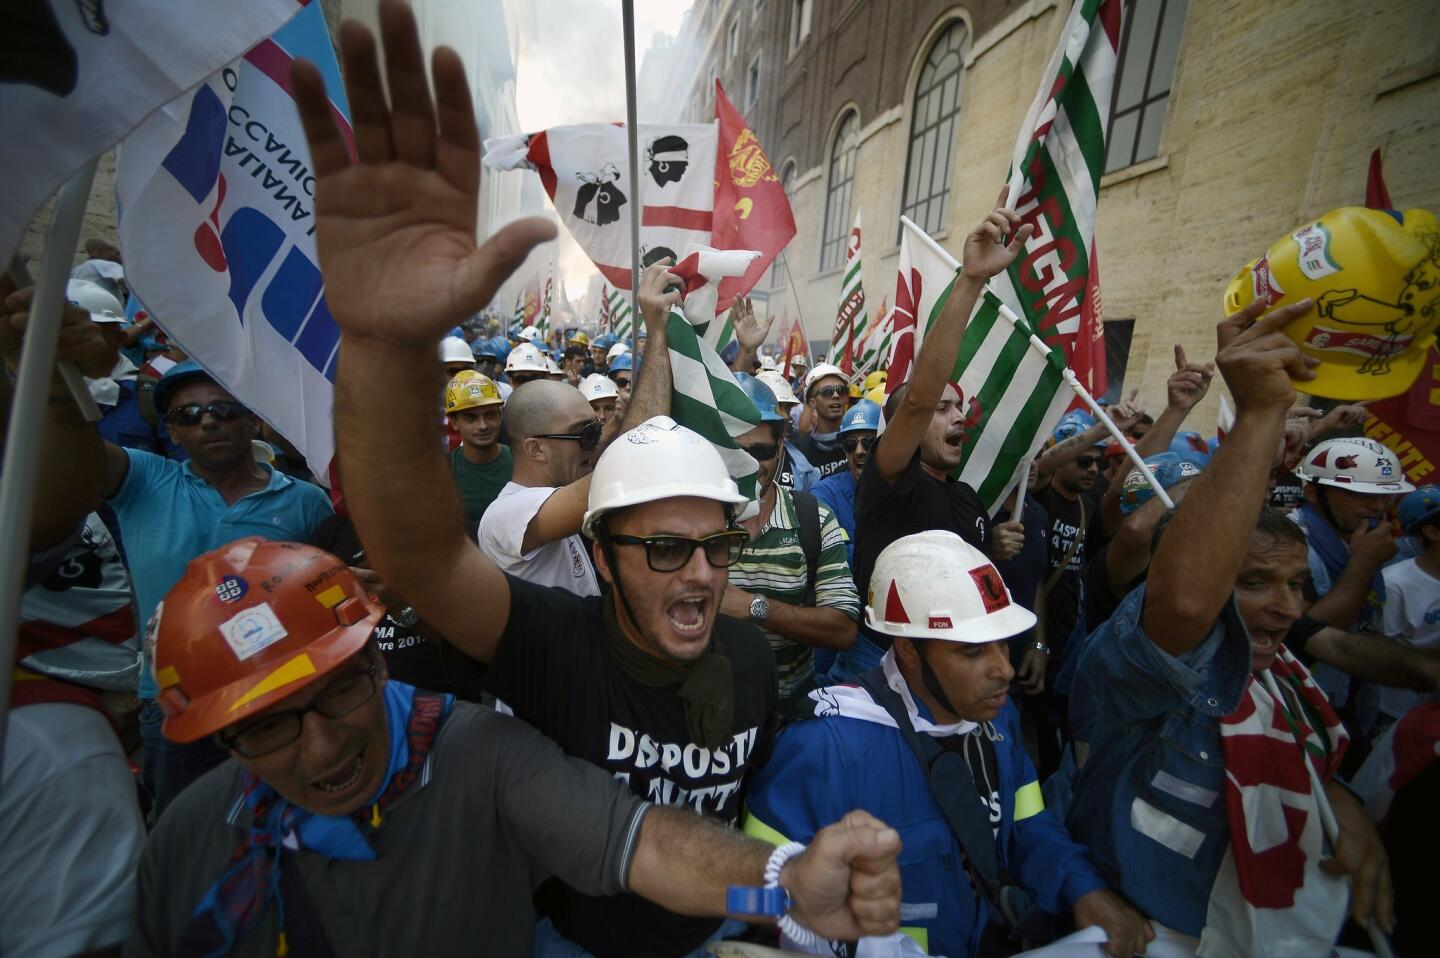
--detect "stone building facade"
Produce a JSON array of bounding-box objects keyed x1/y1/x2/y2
[{"x1": 655, "y1": 0, "x2": 1440, "y2": 418}]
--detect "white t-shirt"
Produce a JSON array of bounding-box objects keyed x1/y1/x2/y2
[
  {"x1": 0, "y1": 702, "x2": 145, "y2": 958},
  {"x1": 478, "y1": 482, "x2": 600, "y2": 596},
  {"x1": 1376, "y1": 557, "x2": 1440, "y2": 719}
]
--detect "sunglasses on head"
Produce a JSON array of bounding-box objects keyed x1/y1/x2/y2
[
  {"x1": 1075, "y1": 455, "x2": 1103, "y2": 469},
  {"x1": 841, "y1": 435, "x2": 876, "y2": 453},
  {"x1": 607, "y1": 529, "x2": 749, "y2": 572},
  {"x1": 535, "y1": 419, "x2": 605, "y2": 451},
  {"x1": 812, "y1": 385, "x2": 848, "y2": 400},
  {"x1": 165, "y1": 400, "x2": 249, "y2": 426}
]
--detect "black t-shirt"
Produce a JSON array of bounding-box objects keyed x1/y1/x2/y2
[
  {"x1": 487, "y1": 576, "x2": 779, "y2": 958},
  {"x1": 1033, "y1": 485, "x2": 1104, "y2": 661},
  {"x1": 993, "y1": 498, "x2": 1049, "y2": 666},
  {"x1": 774, "y1": 444, "x2": 800, "y2": 490},
  {"x1": 853, "y1": 449, "x2": 992, "y2": 646},
  {"x1": 306, "y1": 515, "x2": 488, "y2": 700},
  {"x1": 792, "y1": 429, "x2": 849, "y2": 480}
]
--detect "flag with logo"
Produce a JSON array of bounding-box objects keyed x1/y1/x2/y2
[
  {"x1": 713, "y1": 82, "x2": 797, "y2": 313},
  {"x1": 115, "y1": 1, "x2": 349, "y2": 479},
  {"x1": 990, "y1": 0, "x2": 1120, "y2": 398},
  {"x1": 826, "y1": 211, "x2": 866, "y2": 373},
  {"x1": 663, "y1": 248, "x2": 765, "y2": 503},
  {"x1": 2, "y1": 0, "x2": 303, "y2": 264},
  {"x1": 891, "y1": 217, "x2": 1072, "y2": 511},
  {"x1": 855, "y1": 297, "x2": 891, "y2": 376},
  {"x1": 780, "y1": 315, "x2": 811, "y2": 379},
  {"x1": 484, "y1": 123, "x2": 718, "y2": 292}
]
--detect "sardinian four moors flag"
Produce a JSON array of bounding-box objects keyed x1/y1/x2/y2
[
  {"x1": 826, "y1": 211, "x2": 866, "y2": 373},
  {"x1": 1, "y1": 0, "x2": 303, "y2": 264},
  {"x1": 891, "y1": 218, "x2": 1072, "y2": 512},
  {"x1": 115, "y1": 0, "x2": 351, "y2": 480},
  {"x1": 664, "y1": 247, "x2": 765, "y2": 504},
  {"x1": 991, "y1": 0, "x2": 1120, "y2": 397}
]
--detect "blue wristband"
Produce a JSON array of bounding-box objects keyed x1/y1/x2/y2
[{"x1": 725, "y1": 884, "x2": 791, "y2": 917}]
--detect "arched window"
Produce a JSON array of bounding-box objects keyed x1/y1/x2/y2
[
  {"x1": 771, "y1": 161, "x2": 798, "y2": 286},
  {"x1": 820, "y1": 112, "x2": 858, "y2": 271},
  {"x1": 900, "y1": 21, "x2": 967, "y2": 236}
]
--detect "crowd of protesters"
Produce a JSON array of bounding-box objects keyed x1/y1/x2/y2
[{"x1": 4, "y1": 5, "x2": 1439, "y2": 958}]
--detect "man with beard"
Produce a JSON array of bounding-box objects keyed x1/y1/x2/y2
[
  {"x1": 445, "y1": 372, "x2": 512, "y2": 523},
  {"x1": 840, "y1": 190, "x2": 1031, "y2": 681},
  {"x1": 48, "y1": 355, "x2": 332, "y2": 812}
]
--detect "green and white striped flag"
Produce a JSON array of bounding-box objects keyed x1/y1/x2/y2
[
  {"x1": 826, "y1": 210, "x2": 866, "y2": 371},
  {"x1": 606, "y1": 285, "x2": 633, "y2": 341},
  {"x1": 896, "y1": 217, "x2": 1073, "y2": 513},
  {"x1": 991, "y1": 0, "x2": 1119, "y2": 396}
]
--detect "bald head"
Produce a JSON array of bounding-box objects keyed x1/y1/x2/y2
[{"x1": 504, "y1": 379, "x2": 593, "y2": 442}]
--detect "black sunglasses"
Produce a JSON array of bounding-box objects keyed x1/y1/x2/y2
[
  {"x1": 812, "y1": 385, "x2": 848, "y2": 400},
  {"x1": 613, "y1": 377, "x2": 631, "y2": 388},
  {"x1": 218, "y1": 657, "x2": 380, "y2": 758},
  {"x1": 741, "y1": 443, "x2": 780, "y2": 462},
  {"x1": 841, "y1": 435, "x2": 876, "y2": 453},
  {"x1": 535, "y1": 419, "x2": 605, "y2": 451},
  {"x1": 1075, "y1": 455, "x2": 1103, "y2": 469},
  {"x1": 607, "y1": 530, "x2": 749, "y2": 572},
  {"x1": 165, "y1": 400, "x2": 250, "y2": 426}
]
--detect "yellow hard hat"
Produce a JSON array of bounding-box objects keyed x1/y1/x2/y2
[
  {"x1": 445, "y1": 373, "x2": 503, "y2": 413},
  {"x1": 568, "y1": 331, "x2": 590, "y2": 347},
  {"x1": 864, "y1": 371, "x2": 887, "y2": 391},
  {"x1": 864, "y1": 384, "x2": 886, "y2": 405},
  {"x1": 848, "y1": 382, "x2": 862, "y2": 399},
  {"x1": 1224, "y1": 207, "x2": 1440, "y2": 401}
]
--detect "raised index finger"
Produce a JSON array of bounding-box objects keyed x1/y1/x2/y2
[{"x1": 1174, "y1": 343, "x2": 1188, "y2": 370}]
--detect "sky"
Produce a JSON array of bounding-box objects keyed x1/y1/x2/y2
[{"x1": 511, "y1": 0, "x2": 694, "y2": 304}]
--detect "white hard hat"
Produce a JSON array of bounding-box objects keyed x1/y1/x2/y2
[
  {"x1": 504, "y1": 342, "x2": 549, "y2": 373},
  {"x1": 759, "y1": 355, "x2": 778, "y2": 372},
  {"x1": 251, "y1": 439, "x2": 276, "y2": 465},
  {"x1": 865, "y1": 531, "x2": 1036, "y2": 643},
  {"x1": 1298, "y1": 437, "x2": 1415, "y2": 495},
  {"x1": 518, "y1": 325, "x2": 541, "y2": 343},
  {"x1": 439, "y1": 336, "x2": 475, "y2": 365},
  {"x1": 545, "y1": 355, "x2": 562, "y2": 374},
  {"x1": 755, "y1": 370, "x2": 799, "y2": 405},
  {"x1": 607, "y1": 342, "x2": 631, "y2": 362},
  {"x1": 583, "y1": 416, "x2": 748, "y2": 536},
  {"x1": 579, "y1": 373, "x2": 619, "y2": 402},
  {"x1": 803, "y1": 362, "x2": 847, "y2": 396},
  {"x1": 65, "y1": 279, "x2": 125, "y2": 323}
]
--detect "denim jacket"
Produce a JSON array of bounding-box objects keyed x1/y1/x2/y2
[{"x1": 1066, "y1": 583, "x2": 1252, "y2": 936}]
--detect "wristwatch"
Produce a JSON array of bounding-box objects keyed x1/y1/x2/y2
[
  {"x1": 1031, "y1": 641, "x2": 1051, "y2": 655},
  {"x1": 749, "y1": 594, "x2": 771, "y2": 624}
]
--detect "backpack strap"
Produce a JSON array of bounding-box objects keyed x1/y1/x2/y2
[
  {"x1": 855, "y1": 669, "x2": 1006, "y2": 908},
  {"x1": 791, "y1": 490, "x2": 821, "y2": 607}
]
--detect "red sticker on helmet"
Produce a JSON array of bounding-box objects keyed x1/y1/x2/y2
[
  {"x1": 928, "y1": 616, "x2": 953, "y2": 630},
  {"x1": 969, "y1": 565, "x2": 1010, "y2": 614},
  {"x1": 884, "y1": 581, "x2": 911, "y2": 624}
]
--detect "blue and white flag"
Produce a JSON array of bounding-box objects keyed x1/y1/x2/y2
[
  {"x1": 2, "y1": 0, "x2": 301, "y2": 265},
  {"x1": 116, "y1": 1, "x2": 351, "y2": 479}
]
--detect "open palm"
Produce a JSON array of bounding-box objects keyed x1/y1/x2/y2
[{"x1": 290, "y1": 2, "x2": 554, "y2": 345}]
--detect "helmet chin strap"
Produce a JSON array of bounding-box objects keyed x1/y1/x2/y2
[{"x1": 914, "y1": 641, "x2": 961, "y2": 719}]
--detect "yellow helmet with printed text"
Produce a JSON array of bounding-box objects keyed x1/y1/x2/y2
[{"x1": 445, "y1": 373, "x2": 503, "y2": 414}]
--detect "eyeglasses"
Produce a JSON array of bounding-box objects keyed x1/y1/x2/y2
[
  {"x1": 535, "y1": 419, "x2": 604, "y2": 451},
  {"x1": 165, "y1": 400, "x2": 249, "y2": 426},
  {"x1": 1075, "y1": 456, "x2": 1103, "y2": 470},
  {"x1": 218, "y1": 658, "x2": 379, "y2": 758},
  {"x1": 841, "y1": 435, "x2": 876, "y2": 453},
  {"x1": 812, "y1": 385, "x2": 848, "y2": 400},
  {"x1": 740, "y1": 443, "x2": 780, "y2": 462},
  {"x1": 613, "y1": 377, "x2": 631, "y2": 389},
  {"x1": 607, "y1": 530, "x2": 749, "y2": 572}
]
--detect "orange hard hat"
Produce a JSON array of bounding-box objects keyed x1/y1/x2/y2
[{"x1": 149, "y1": 538, "x2": 384, "y2": 744}]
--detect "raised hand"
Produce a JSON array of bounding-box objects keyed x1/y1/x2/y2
[
  {"x1": 1215, "y1": 296, "x2": 1317, "y2": 415},
  {"x1": 731, "y1": 297, "x2": 773, "y2": 351},
  {"x1": 1166, "y1": 344, "x2": 1215, "y2": 412},
  {"x1": 961, "y1": 186, "x2": 1034, "y2": 282},
  {"x1": 636, "y1": 260, "x2": 683, "y2": 330},
  {"x1": 1107, "y1": 389, "x2": 1146, "y2": 434},
  {"x1": 290, "y1": 1, "x2": 555, "y2": 346}
]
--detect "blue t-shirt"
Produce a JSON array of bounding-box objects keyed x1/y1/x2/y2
[
  {"x1": 109, "y1": 449, "x2": 334, "y2": 696},
  {"x1": 812, "y1": 470, "x2": 857, "y2": 566}
]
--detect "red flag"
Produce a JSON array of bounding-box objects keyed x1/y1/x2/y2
[
  {"x1": 1366, "y1": 148, "x2": 1393, "y2": 210},
  {"x1": 713, "y1": 82, "x2": 796, "y2": 313},
  {"x1": 1073, "y1": 241, "x2": 1107, "y2": 396}
]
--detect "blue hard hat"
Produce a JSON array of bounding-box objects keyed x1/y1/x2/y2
[
  {"x1": 734, "y1": 372, "x2": 785, "y2": 424},
  {"x1": 720, "y1": 340, "x2": 741, "y2": 366},
  {"x1": 471, "y1": 338, "x2": 497, "y2": 358},
  {"x1": 594, "y1": 334, "x2": 617, "y2": 350},
  {"x1": 839, "y1": 399, "x2": 882, "y2": 436},
  {"x1": 1398, "y1": 485, "x2": 1440, "y2": 534},
  {"x1": 1120, "y1": 452, "x2": 1205, "y2": 515},
  {"x1": 1169, "y1": 431, "x2": 1212, "y2": 467},
  {"x1": 1049, "y1": 411, "x2": 1097, "y2": 447},
  {"x1": 152, "y1": 359, "x2": 220, "y2": 414},
  {"x1": 608, "y1": 353, "x2": 633, "y2": 375}
]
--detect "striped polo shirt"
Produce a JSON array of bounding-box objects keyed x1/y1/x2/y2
[{"x1": 728, "y1": 486, "x2": 860, "y2": 712}]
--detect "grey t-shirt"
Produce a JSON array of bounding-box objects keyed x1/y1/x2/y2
[{"x1": 124, "y1": 702, "x2": 648, "y2": 957}]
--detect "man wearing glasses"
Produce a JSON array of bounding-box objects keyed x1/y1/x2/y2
[
  {"x1": 792, "y1": 363, "x2": 853, "y2": 480},
  {"x1": 80, "y1": 359, "x2": 333, "y2": 813}
]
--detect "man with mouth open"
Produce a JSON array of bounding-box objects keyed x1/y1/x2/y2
[
  {"x1": 279, "y1": 6, "x2": 891, "y2": 955},
  {"x1": 1064, "y1": 295, "x2": 1393, "y2": 954},
  {"x1": 128, "y1": 538, "x2": 904, "y2": 957},
  {"x1": 744, "y1": 531, "x2": 1153, "y2": 958}
]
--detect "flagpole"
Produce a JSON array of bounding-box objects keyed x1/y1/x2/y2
[
  {"x1": 621, "y1": 0, "x2": 642, "y2": 359},
  {"x1": 779, "y1": 250, "x2": 808, "y2": 355},
  {"x1": 1062, "y1": 368, "x2": 1174, "y2": 510},
  {"x1": 0, "y1": 157, "x2": 99, "y2": 767}
]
